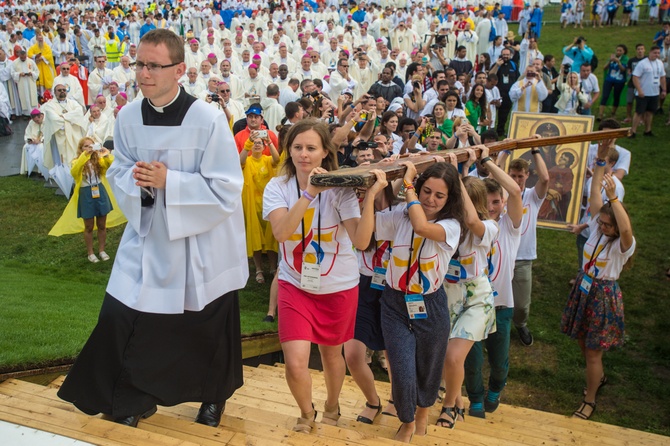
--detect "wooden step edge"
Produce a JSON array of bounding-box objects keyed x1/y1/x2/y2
[{"x1": 0, "y1": 393, "x2": 200, "y2": 446}]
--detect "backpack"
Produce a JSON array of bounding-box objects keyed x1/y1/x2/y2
[
  {"x1": 590, "y1": 53, "x2": 599, "y2": 72},
  {"x1": 489, "y1": 22, "x2": 497, "y2": 42}
]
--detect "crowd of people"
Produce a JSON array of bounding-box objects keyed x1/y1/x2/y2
[{"x1": 0, "y1": 0, "x2": 655, "y2": 442}]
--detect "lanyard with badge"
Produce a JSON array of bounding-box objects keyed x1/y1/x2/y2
[
  {"x1": 297, "y1": 178, "x2": 322, "y2": 291},
  {"x1": 88, "y1": 169, "x2": 101, "y2": 199},
  {"x1": 580, "y1": 234, "x2": 606, "y2": 294},
  {"x1": 370, "y1": 205, "x2": 394, "y2": 291},
  {"x1": 405, "y1": 229, "x2": 428, "y2": 320}
]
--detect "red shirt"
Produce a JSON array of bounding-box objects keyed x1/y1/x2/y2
[{"x1": 234, "y1": 124, "x2": 279, "y2": 156}]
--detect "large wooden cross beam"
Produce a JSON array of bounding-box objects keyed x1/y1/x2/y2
[{"x1": 310, "y1": 128, "x2": 629, "y2": 188}]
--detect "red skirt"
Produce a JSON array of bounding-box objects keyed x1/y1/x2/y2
[{"x1": 278, "y1": 280, "x2": 358, "y2": 345}]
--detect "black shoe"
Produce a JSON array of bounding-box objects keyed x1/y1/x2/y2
[
  {"x1": 517, "y1": 326, "x2": 534, "y2": 346},
  {"x1": 195, "y1": 402, "x2": 226, "y2": 427},
  {"x1": 113, "y1": 406, "x2": 157, "y2": 427},
  {"x1": 262, "y1": 315, "x2": 275, "y2": 323},
  {"x1": 484, "y1": 390, "x2": 501, "y2": 413},
  {"x1": 644, "y1": 131, "x2": 655, "y2": 137},
  {"x1": 655, "y1": 108, "x2": 664, "y2": 115},
  {"x1": 628, "y1": 132, "x2": 636, "y2": 139}
]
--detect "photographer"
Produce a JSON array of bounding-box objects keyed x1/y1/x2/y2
[
  {"x1": 542, "y1": 55, "x2": 561, "y2": 113},
  {"x1": 234, "y1": 103, "x2": 279, "y2": 155},
  {"x1": 562, "y1": 36, "x2": 595, "y2": 72},
  {"x1": 509, "y1": 65, "x2": 548, "y2": 113},
  {"x1": 489, "y1": 48, "x2": 519, "y2": 136},
  {"x1": 403, "y1": 74, "x2": 427, "y2": 120}
]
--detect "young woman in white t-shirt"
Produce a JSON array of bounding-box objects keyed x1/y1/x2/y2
[
  {"x1": 358, "y1": 159, "x2": 464, "y2": 442},
  {"x1": 438, "y1": 150, "x2": 499, "y2": 430},
  {"x1": 263, "y1": 119, "x2": 384, "y2": 434},
  {"x1": 561, "y1": 139, "x2": 635, "y2": 421}
]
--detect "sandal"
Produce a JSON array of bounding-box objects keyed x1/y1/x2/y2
[
  {"x1": 454, "y1": 407, "x2": 465, "y2": 422},
  {"x1": 583, "y1": 375, "x2": 608, "y2": 397},
  {"x1": 88, "y1": 254, "x2": 100, "y2": 263},
  {"x1": 356, "y1": 397, "x2": 382, "y2": 424},
  {"x1": 321, "y1": 402, "x2": 340, "y2": 426},
  {"x1": 255, "y1": 270, "x2": 265, "y2": 284},
  {"x1": 436, "y1": 406, "x2": 456, "y2": 429},
  {"x1": 293, "y1": 405, "x2": 317, "y2": 434},
  {"x1": 382, "y1": 399, "x2": 397, "y2": 417},
  {"x1": 572, "y1": 400, "x2": 596, "y2": 420}
]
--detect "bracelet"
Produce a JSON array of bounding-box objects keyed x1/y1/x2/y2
[
  {"x1": 403, "y1": 179, "x2": 414, "y2": 189},
  {"x1": 407, "y1": 200, "x2": 421, "y2": 209},
  {"x1": 609, "y1": 196, "x2": 619, "y2": 203},
  {"x1": 350, "y1": 103, "x2": 355, "y2": 109},
  {"x1": 302, "y1": 190, "x2": 315, "y2": 202},
  {"x1": 480, "y1": 156, "x2": 493, "y2": 165},
  {"x1": 531, "y1": 149, "x2": 541, "y2": 155},
  {"x1": 595, "y1": 158, "x2": 607, "y2": 167}
]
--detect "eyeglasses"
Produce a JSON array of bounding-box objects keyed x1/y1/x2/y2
[
  {"x1": 221, "y1": 89, "x2": 230, "y2": 93},
  {"x1": 341, "y1": 64, "x2": 349, "y2": 68},
  {"x1": 597, "y1": 218, "x2": 614, "y2": 229},
  {"x1": 134, "y1": 61, "x2": 180, "y2": 72}
]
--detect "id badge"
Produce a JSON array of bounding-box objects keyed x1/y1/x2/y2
[
  {"x1": 579, "y1": 274, "x2": 593, "y2": 294},
  {"x1": 405, "y1": 294, "x2": 428, "y2": 319},
  {"x1": 653, "y1": 76, "x2": 660, "y2": 86},
  {"x1": 445, "y1": 258, "x2": 462, "y2": 283},
  {"x1": 91, "y1": 185, "x2": 100, "y2": 199},
  {"x1": 502, "y1": 74, "x2": 509, "y2": 84},
  {"x1": 300, "y1": 261, "x2": 321, "y2": 291},
  {"x1": 370, "y1": 267, "x2": 387, "y2": 290}
]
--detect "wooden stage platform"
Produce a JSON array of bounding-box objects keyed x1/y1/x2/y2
[{"x1": 1, "y1": 363, "x2": 668, "y2": 445}]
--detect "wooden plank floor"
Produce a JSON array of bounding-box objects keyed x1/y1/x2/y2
[{"x1": 1, "y1": 364, "x2": 668, "y2": 446}]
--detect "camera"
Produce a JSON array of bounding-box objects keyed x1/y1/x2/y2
[
  {"x1": 526, "y1": 72, "x2": 535, "y2": 78},
  {"x1": 211, "y1": 93, "x2": 219, "y2": 102},
  {"x1": 257, "y1": 129, "x2": 268, "y2": 138},
  {"x1": 356, "y1": 141, "x2": 378, "y2": 149},
  {"x1": 413, "y1": 81, "x2": 421, "y2": 89},
  {"x1": 563, "y1": 64, "x2": 571, "y2": 74}
]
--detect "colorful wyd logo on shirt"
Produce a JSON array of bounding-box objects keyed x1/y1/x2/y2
[
  {"x1": 286, "y1": 207, "x2": 337, "y2": 274},
  {"x1": 395, "y1": 237, "x2": 437, "y2": 294},
  {"x1": 583, "y1": 242, "x2": 608, "y2": 277},
  {"x1": 488, "y1": 241, "x2": 501, "y2": 282}
]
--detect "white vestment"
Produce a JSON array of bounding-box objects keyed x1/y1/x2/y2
[
  {"x1": 42, "y1": 98, "x2": 87, "y2": 169},
  {"x1": 10, "y1": 58, "x2": 39, "y2": 115}
]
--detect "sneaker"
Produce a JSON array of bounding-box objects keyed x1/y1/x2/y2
[
  {"x1": 468, "y1": 402, "x2": 486, "y2": 418},
  {"x1": 517, "y1": 326, "x2": 534, "y2": 346},
  {"x1": 99, "y1": 251, "x2": 110, "y2": 261},
  {"x1": 484, "y1": 390, "x2": 501, "y2": 413},
  {"x1": 88, "y1": 254, "x2": 100, "y2": 263},
  {"x1": 262, "y1": 315, "x2": 275, "y2": 323}
]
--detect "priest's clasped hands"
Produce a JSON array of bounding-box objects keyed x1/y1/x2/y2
[{"x1": 134, "y1": 161, "x2": 167, "y2": 189}]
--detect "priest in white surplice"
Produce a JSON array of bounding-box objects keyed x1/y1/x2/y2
[
  {"x1": 84, "y1": 104, "x2": 114, "y2": 144},
  {"x1": 87, "y1": 56, "x2": 114, "y2": 105},
  {"x1": 0, "y1": 48, "x2": 21, "y2": 117},
  {"x1": 21, "y1": 108, "x2": 50, "y2": 178},
  {"x1": 42, "y1": 84, "x2": 87, "y2": 169},
  {"x1": 52, "y1": 63, "x2": 86, "y2": 108},
  {"x1": 259, "y1": 84, "x2": 285, "y2": 132},
  {"x1": 10, "y1": 49, "x2": 39, "y2": 117},
  {"x1": 57, "y1": 29, "x2": 247, "y2": 430}
]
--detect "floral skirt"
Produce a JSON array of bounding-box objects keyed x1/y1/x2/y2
[
  {"x1": 445, "y1": 275, "x2": 496, "y2": 342},
  {"x1": 561, "y1": 272, "x2": 625, "y2": 351}
]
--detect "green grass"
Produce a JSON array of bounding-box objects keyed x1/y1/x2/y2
[
  {"x1": 0, "y1": 175, "x2": 276, "y2": 372},
  {"x1": 0, "y1": 17, "x2": 668, "y2": 436}
]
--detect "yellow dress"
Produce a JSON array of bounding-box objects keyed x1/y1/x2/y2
[
  {"x1": 242, "y1": 154, "x2": 278, "y2": 257},
  {"x1": 27, "y1": 43, "x2": 56, "y2": 90},
  {"x1": 49, "y1": 152, "x2": 127, "y2": 236}
]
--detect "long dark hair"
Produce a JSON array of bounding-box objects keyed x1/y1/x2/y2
[
  {"x1": 467, "y1": 83, "x2": 488, "y2": 111},
  {"x1": 414, "y1": 163, "x2": 466, "y2": 232}
]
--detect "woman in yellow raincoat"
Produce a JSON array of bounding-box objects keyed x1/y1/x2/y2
[
  {"x1": 49, "y1": 137, "x2": 126, "y2": 263},
  {"x1": 27, "y1": 32, "x2": 55, "y2": 92},
  {"x1": 240, "y1": 132, "x2": 280, "y2": 283}
]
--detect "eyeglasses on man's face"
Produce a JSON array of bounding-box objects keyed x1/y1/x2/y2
[{"x1": 134, "y1": 61, "x2": 180, "y2": 73}]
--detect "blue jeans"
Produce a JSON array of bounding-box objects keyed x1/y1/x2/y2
[{"x1": 464, "y1": 306, "x2": 514, "y2": 403}]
